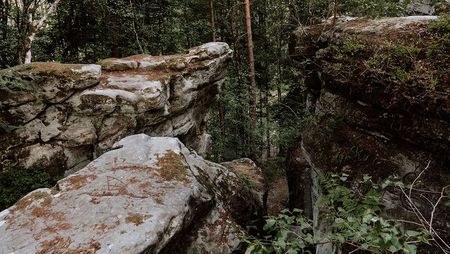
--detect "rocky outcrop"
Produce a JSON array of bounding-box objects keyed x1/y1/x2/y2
[
  {"x1": 407, "y1": 0, "x2": 449, "y2": 15},
  {"x1": 0, "y1": 42, "x2": 231, "y2": 175},
  {"x1": 289, "y1": 16, "x2": 450, "y2": 253},
  {"x1": 0, "y1": 134, "x2": 263, "y2": 254}
]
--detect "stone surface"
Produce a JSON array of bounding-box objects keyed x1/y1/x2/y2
[
  {"x1": 290, "y1": 16, "x2": 450, "y2": 253},
  {"x1": 407, "y1": 0, "x2": 450, "y2": 15},
  {"x1": 0, "y1": 134, "x2": 263, "y2": 254},
  {"x1": 0, "y1": 42, "x2": 232, "y2": 175}
]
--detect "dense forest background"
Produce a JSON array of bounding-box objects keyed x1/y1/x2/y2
[{"x1": 0, "y1": 0, "x2": 437, "y2": 168}]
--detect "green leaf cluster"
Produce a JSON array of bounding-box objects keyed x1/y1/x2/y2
[{"x1": 244, "y1": 174, "x2": 430, "y2": 254}]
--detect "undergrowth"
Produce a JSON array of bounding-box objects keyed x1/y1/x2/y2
[
  {"x1": 0, "y1": 166, "x2": 58, "y2": 211},
  {"x1": 244, "y1": 174, "x2": 433, "y2": 254}
]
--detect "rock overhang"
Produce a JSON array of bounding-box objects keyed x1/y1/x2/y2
[{"x1": 0, "y1": 42, "x2": 232, "y2": 173}]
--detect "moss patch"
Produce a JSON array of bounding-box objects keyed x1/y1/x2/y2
[
  {"x1": 306, "y1": 16, "x2": 450, "y2": 120},
  {"x1": 125, "y1": 213, "x2": 145, "y2": 226},
  {"x1": 156, "y1": 151, "x2": 190, "y2": 184}
]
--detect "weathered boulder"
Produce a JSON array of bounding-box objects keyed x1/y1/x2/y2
[
  {"x1": 289, "y1": 16, "x2": 450, "y2": 253},
  {"x1": 407, "y1": 0, "x2": 449, "y2": 15},
  {"x1": 0, "y1": 134, "x2": 263, "y2": 254},
  {"x1": 0, "y1": 42, "x2": 232, "y2": 175}
]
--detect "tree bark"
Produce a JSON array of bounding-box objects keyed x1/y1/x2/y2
[
  {"x1": 209, "y1": 0, "x2": 216, "y2": 42},
  {"x1": 244, "y1": 0, "x2": 257, "y2": 129},
  {"x1": 17, "y1": 0, "x2": 62, "y2": 64}
]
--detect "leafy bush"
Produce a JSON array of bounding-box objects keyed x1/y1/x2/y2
[
  {"x1": 244, "y1": 174, "x2": 430, "y2": 254},
  {"x1": 0, "y1": 167, "x2": 58, "y2": 211}
]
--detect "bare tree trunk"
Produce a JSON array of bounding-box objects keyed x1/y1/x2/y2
[
  {"x1": 331, "y1": 0, "x2": 338, "y2": 25},
  {"x1": 209, "y1": 0, "x2": 216, "y2": 42},
  {"x1": 18, "y1": 0, "x2": 62, "y2": 64},
  {"x1": 23, "y1": 32, "x2": 35, "y2": 64},
  {"x1": 244, "y1": 0, "x2": 257, "y2": 129}
]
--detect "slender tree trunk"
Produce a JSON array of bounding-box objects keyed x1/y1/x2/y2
[
  {"x1": 23, "y1": 31, "x2": 35, "y2": 64},
  {"x1": 266, "y1": 79, "x2": 271, "y2": 159},
  {"x1": 332, "y1": 0, "x2": 338, "y2": 25},
  {"x1": 244, "y1": 0, "x2": 257, "y2": 129},
  {"x1": 277, "y1": 27, "x2": 282, "y2": 102},
  {"x1": 129, "y1": 0, "x2": 144, "y2": 54},
  {"x1": 209, "y1": 0, "x2": 216, "y2": 42},
  {"x1": 17, "y1": 0, "x2": 62, "y2": 64},
  {"x1": 0, "y1": 0, "x2": 8, "y2": 66}
]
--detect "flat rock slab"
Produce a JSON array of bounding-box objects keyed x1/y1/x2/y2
[{"x1": 0, "y1": 134, "x2": 261, "y2": 254}]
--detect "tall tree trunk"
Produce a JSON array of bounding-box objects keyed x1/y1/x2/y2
[
  {"x1": 209, "y1": 0, "x2": 216, "y2": 42},
  {"x1": 244, "y1": 0, "x2": 257, "y2": 129},
  {"x1": 17, "y1": 0, "x2": 62, "y2": 64},
  {"x1": 0, "y1": 0, "x2": 8, "y2": 66}
]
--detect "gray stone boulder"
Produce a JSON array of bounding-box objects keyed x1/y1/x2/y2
[
  {"x1": 0, "y1": 42, "x2": 232, "y2": 175},
  {"x1": 407, "y1": 0, "x2": 450, "y2": 15},
  {"x1": 0, "y1": 134, "x2": 263, "y2": 254}
]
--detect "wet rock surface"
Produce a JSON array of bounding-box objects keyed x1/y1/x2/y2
[
  {"x1": 0, "y1": 42, "x2": 232, "y2": 175},
  {"x1": 0, "y1": 134, "x2": 263, "y2": 254}
]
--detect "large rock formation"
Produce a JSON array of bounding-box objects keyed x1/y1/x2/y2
[
  {"x1": 0, "y1": 134, "x2": 264, "y2": 254},
  {"x1": 289, "y1": 16, "x2": 450, "y2": 253},
  {"x1": 0, "y1": 42, "x2": 231, "y2": 175}
]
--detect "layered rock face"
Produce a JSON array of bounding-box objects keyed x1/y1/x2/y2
[
  {"x1": 0, "y1": 134, "x2": 264, "y2": 254},
  {"x1": 289, "y1": 16, "x2": 449, "y2": 252},
  {"x1": 0, "y1": 42, "x2": 231, "y2": 175}
]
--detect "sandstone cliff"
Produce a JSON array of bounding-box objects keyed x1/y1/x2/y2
[
  {"x1": 0, "y1": 42, "x2": 231, "y2": 176},
  {"x1": 289, "y1": 16, "x2": 449, "y2": 253}
]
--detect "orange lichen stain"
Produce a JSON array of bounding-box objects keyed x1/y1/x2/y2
[
  {"x1": 5, "y1": 62, "x2": 87, "y2": 79},
  {"x1": 138, "y1": 182, "x2": 151, "y2": 189},
  {"x1": 90, "y1": 197, "x2": 100, "y2": 204},
  {"x1": 37, "y1": 236, "x2": 73, "y2": 254},
  {"x1": 64, "y1": 174, "x2": 97, "y2": 190},
  {"x1": 68, "y1": 239, "x2": 102, "y2": 254},
  {"x1": 111, "y1": 164, "x2": 155, "y2": 173},
  {"x1": 41, "y1": 223, "x2": 73, "y2": 234},
  {"x1": 156, "y1": 150, "x2": 190, "y2": 184},
  {"x1": 93, "y1": 223, "x2": 108, "y2": 233},
  {"x1": 205, "y1": 211, "x2": 240, "y2": 245},
  {"x1": 127, "y1": 178, "x2": 140, "y2": 184},
  {"x1": 11, "y1": 191, "x2": 52, "y2": 212},
  {"x1": 31, "y1": 207, "x2": 48, "y2": 217},
  {"x1": 31, "y1": 207, "x2": 65, "y2": 221},
  {"x1": 125, "y1": 213, "x2": 145, "y2": 226}
]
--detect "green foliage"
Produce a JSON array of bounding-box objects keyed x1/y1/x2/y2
[
  {"x1": 429, "y1": 14, "x2": 450, "y2": 34},
  {"x1": 339, "y1": 37, "x2": 366, "y2": 56},
  {"x1": 428, "y1": 14, "x2": 450, "y2": 62},
  {"x1": 0, "y1": 72, "x2": 33, "y2": 92},
  {"x1": 0, "y1": 166, "x2": 58, "y2": 211},
  {"x1": 245, "y1": 174, "x2": 430, "y2": 254},
  {"x1": 341, "y1": 0, "x2": 409, "y2": 18},
  {"x1": 243, "y1": 208, "x2": 315, "y2": 254}
]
